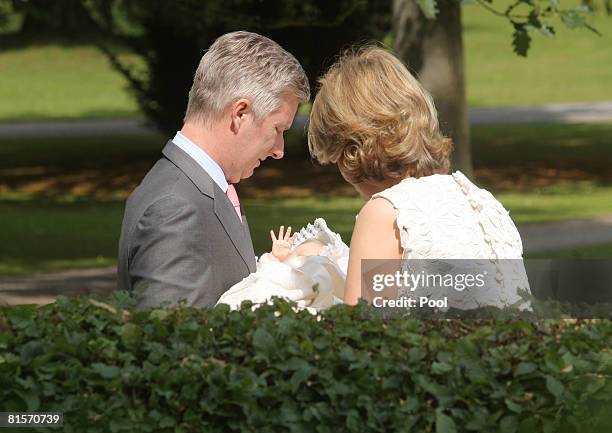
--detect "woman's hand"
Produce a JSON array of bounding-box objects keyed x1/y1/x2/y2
[{"x1": 270, "y1": 226, "x2": 295, "y2": 261}]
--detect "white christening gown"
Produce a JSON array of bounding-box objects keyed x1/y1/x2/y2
[{"x1": 215, "y1": 219, "x2": 349, "y2": 312}]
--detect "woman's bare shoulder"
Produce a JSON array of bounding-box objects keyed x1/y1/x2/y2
[
  {"x1": 357, "y1": 196, "x2": 397, "y2": 224},
  {"x1": 352, "y1": 197, "x2": 401, "y2": 258}
]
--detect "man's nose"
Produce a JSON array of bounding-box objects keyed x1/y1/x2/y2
[{"x1": 271, "y1": 136, "x2": 284, "y2": 159}]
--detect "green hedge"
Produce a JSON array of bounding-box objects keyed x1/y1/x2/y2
[{"x1": 0, "y1": 296, "x2": 611, "y2": 433}]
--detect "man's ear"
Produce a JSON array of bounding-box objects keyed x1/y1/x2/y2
[{"x1": 230, "y1": 98, "x2": 252, "y2": 133}]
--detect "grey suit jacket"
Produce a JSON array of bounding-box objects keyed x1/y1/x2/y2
[{"x1": 117, "y1": 140, "x2": 257, "y2": 310}]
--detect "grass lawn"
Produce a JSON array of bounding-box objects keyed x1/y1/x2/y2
[
  {"x1": 0, "y1": 35, "x2": 141, "y2": 121},
  {"x1": 526, "y1": 243, "x2": 612, "y2": 259},
  {"x1": 0, "y1": 6, "x2": 611, "y2": 121},
  {"x1": 2, "y1": 192, "x2": 611, "y2": 274},
  {"x1": 0, "y1": 121, "x2": 610, "y2": 274},
  {"x1": 463, "y1": 2, "x2": 612, "y2": 106},
  {"x1": 0, "y1": 198, "x2": 360, "y2": 274},
  {"x1": 472, "y1": 123, "x2": 612, "y2": 166},
  {"x1": 497, "y1": 184, "x2": 612, "y2": 224},
  {"x1": 0, "y1": 200, "x2": 122, "y2": 274}
]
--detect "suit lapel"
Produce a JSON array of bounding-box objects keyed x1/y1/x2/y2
[
  {"x1": 162, "y1": 140, "x2": 256, "y2": 273},
  {"x1": 162, "y1": 141, "x2": 215, "y2": 198},
  {"x1": 213, "y1": 184, "x2": 256, "y2": 273}
]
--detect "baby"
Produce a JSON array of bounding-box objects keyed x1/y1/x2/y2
[
  {"x1": 216, "y1": 219, "x2": 349, "y2": 312},
  {"x1": 267, "y1": 225, "x2": 326, "y2": 262}
]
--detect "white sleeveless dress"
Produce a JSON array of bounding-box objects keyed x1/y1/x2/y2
[{"x1": 371, "y1": 171, "x2": 531, "y2": 310}]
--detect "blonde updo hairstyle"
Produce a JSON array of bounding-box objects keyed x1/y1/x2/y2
[{"x1": 308, "y1": 46, "x2": 452, "y2": 185}]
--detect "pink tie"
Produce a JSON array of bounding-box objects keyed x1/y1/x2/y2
[{"x1": 226, "y1": 184, "x2": 243, "y2": 223}]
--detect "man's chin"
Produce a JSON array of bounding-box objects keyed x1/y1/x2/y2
[{"x1": 238, "y1": 168, "x2": 255, "y2": 181}]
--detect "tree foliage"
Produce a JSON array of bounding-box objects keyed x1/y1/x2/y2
[
  {"x1": 0, "y1": 0, "x2": 15, "y2": 30},
  {"x1": 416, "y1": 0, "x2": 612, "y2": 56},
  {"x1": 80, "y1": 0, "x2": 391, "y2": 133},
  {"x1": 10, "y1": 0, "x2": 94, "y2": 35}
]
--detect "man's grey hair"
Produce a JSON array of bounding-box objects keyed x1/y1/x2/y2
[{"x1": 184, "y1": 31, "x2": 310, "y2": 125}]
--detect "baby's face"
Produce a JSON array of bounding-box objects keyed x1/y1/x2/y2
[{"x1": 294, "y1": 240, "x2": 325, "y2": 257}]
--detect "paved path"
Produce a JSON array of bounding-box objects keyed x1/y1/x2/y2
[
  {"x1": 0, "y1": 267, "x2": 116, "y2": 305},
  {"x1": 469, "y1": 101, "x2": 612, "y2": 125},
  {"x1": 2, "y1": 101, "x2": 612, "y2": 139},
  {"x1": 0, "y1": 118, "x2": 157, "y2": 139},
  {"x1": 520, "y1": 215, "x2": 612, "y2": 253},
  {"x1": 1, "y1": 215, "x2": 611, "y2": 305}
]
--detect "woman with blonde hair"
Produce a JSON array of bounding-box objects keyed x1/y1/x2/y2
[{"x1": 308, "y1": 46, "x2": 530, "y2": 308}]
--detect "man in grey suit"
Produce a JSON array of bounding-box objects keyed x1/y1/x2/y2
[{"x1": 117, "y1": 31, "x2": 310, "y2": 310}]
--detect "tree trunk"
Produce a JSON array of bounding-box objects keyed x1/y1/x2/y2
[{"x1": 392, "y1": 0, "x2": 473, "y2": 177}]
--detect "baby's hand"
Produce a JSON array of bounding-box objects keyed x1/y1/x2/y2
[{"x1": 270, "y1": 226, "x2": 295, "y2": 261}]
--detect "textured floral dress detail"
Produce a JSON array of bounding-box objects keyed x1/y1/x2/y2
[{"x1": 372, "y1": 171, "x2": 531, "y2": 309}]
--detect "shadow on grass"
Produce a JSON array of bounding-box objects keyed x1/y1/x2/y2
[
  {"x1": 1, "y1": 123, "x2": 611, "y2": 200},
  {"x1": 472, "y1": 123, "x2": 612, "y2": 190}
]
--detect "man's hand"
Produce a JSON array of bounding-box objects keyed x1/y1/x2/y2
[{"x1": 270, "y1": 225, "x2": 295, "y2": 261}]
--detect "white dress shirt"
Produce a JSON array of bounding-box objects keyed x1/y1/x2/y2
[{"x1": 172, "y1": 131, "x2": 228, "y2": 193}]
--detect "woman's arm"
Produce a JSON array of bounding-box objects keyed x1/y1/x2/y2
[{"x1": 344, "y1": 197, "x2": 403, "y2": 305}]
